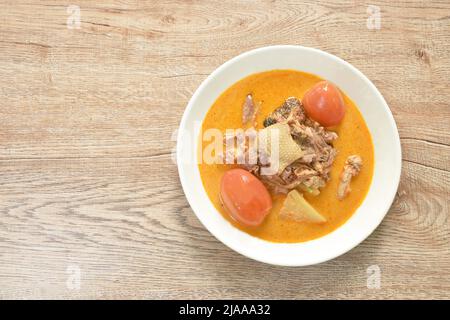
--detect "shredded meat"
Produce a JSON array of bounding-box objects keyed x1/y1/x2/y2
[
  {"x1": 257, "y1": 97, "x2": 337, "y2": 194},
  {"x1": 337, "y1": 155, "x2": 362, "y2": 200},
  {"x1": 228, "y1": 97, "x2": 338, "y2": 194},
  {"x1": 242, "y1": 94, "x2": 258, "y2": 126}
]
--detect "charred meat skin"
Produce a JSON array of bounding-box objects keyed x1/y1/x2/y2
[
  {"x1": 263, "y1": 117, "x2": 277, "y2": 127},
  {"x1": 337, "y1": 155, "x2": 362, "y2": 200}
]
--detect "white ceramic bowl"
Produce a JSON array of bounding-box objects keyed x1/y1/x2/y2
[{"x1": 177, "y1": 45, "x2": 401, "y2": 266}]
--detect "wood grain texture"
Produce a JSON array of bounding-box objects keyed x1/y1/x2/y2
[{"x1": 0, "y1": 0, "x2": 449, "y2": 299}]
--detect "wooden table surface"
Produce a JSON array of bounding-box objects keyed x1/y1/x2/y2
[{"x1": 0, "y1": 0, "x2": 449, "y2": 300}]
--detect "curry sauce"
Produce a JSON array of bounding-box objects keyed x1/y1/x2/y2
[{"x1": 198, "y1": 70, "x2": 374, "y2": 243}]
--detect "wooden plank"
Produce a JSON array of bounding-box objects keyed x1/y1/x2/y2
[{"x1": 0, "y1": 0, "x2": 449, "y2": 299}]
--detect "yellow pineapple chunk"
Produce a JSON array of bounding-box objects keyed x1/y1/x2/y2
[{"x1": 279, "y1": 190, "x2": 326, "y2": 223}]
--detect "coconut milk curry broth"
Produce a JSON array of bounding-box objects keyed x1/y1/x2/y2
[{"x1": 198, "y1": 70, "x2": 374, "y2": 243}]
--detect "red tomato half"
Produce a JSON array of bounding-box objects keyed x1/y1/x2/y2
[
  {"x1": 220, "y1": 169, "x2": 272, "y2": 227},
  {"x1": 302, "y1": 81, "x2": 346, "y2": 127}
]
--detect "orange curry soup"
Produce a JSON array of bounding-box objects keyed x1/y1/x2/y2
[{"x1": 198, "y1": 70, "x2": 374, "y2": 243}]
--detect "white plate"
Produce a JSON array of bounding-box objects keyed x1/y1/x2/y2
[{"x1": 177, "y1": 45, "x2": 401, "y2": 266}]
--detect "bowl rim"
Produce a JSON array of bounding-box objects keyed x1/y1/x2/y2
[{"x1": 177, "y1": 45, "x2": 402, "y2": 266}]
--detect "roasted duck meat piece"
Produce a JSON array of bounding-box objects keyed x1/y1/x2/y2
[{"x1": 337, "y1": 155, "x2": 363, "y2": 200}]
